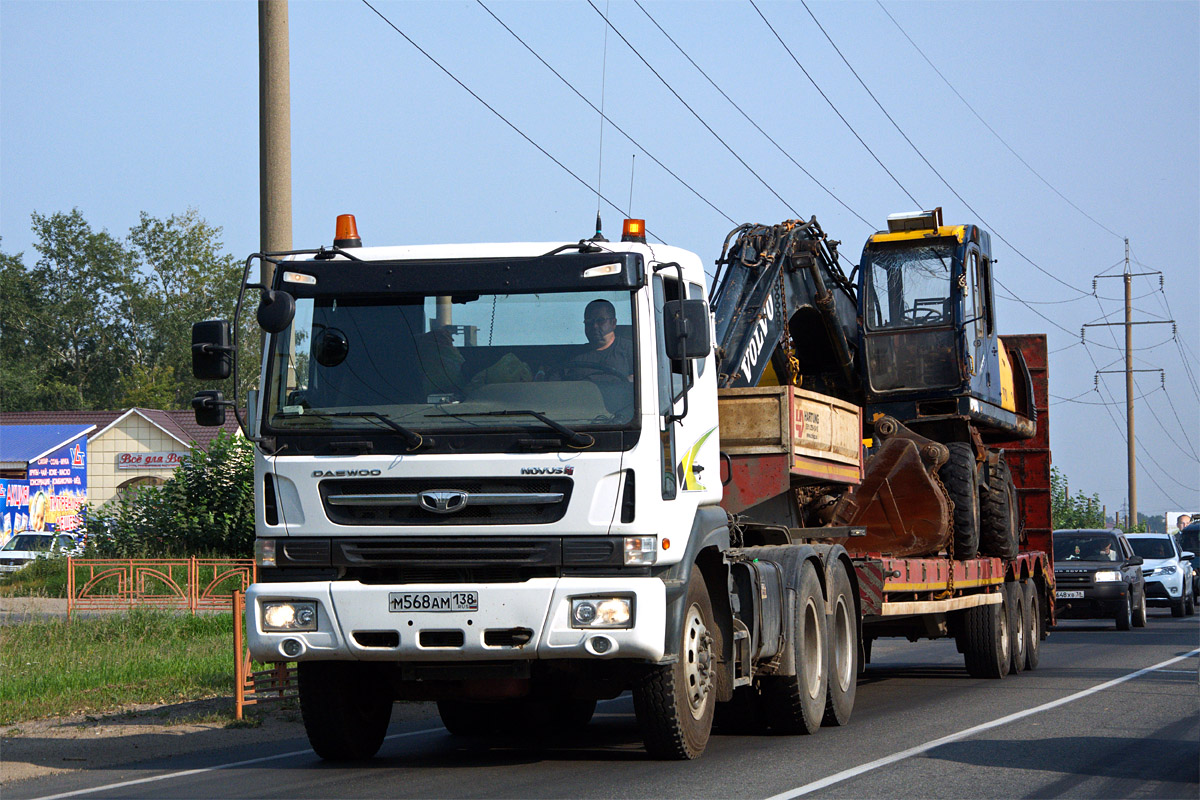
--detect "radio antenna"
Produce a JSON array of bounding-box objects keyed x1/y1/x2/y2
[
  {"x1": 628, "y1": 154, "x2": 636, "y2": 215},
  {"x1": 594, "y1": 0, "x2": 611, "y2": 228}
]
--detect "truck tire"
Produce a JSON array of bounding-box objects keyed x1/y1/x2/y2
[
  {"x1": 822, "y1": 562, "x2": 858, "y2": 727},
  {"x1": 1005, "y1": 582, "x2": 1024, "y2": 675},
  {"x1": 298, "y1": 661, "x2": 392, "y2": 760},
  {"x1": 1132, "y1": 586, "x2": 1148, "y2": 628},
  {"x1": 764, "y1": 561, "x2": 828, "y2": 734},
  {"x1": 940, "y1": 442, "x2": 981, "y2": 559},
  {"x1": 961, "y1": 598, "x2": 1010, "y2": 679},
  {"x1": 633, "y1": 568, "x2": 719, "y2": 759},
  {"x1": 1022, "y1": 580, "x2": 1042, "y2": 670},
  {"x1": 980, "y1": 456, "x2": 1019, "y2": 559},
  {"x1": 1116, "y1": 591, "x2": 1133, "y2": 630}
]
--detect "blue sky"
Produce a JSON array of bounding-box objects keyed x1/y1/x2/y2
[{"x1": 2, "y1": 0, "x2": 1197, "y2": 518}]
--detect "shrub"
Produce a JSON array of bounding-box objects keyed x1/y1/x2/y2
[{"x1": 88, "y1": 432, "x2": 254, "y2": 558}]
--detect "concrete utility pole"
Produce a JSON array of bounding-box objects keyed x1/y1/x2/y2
[
  {"x1": 259, "y1": 0, "x2": 292, "y2": 287},
  {"x1": 1086, "y1": 239, "x2": 1172, "y2": 529}
]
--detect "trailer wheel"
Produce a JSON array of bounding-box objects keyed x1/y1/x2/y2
[
  {"x1": 298, "y1": 661, "x2": 392, "y2": 760},
  {"x1": 1022, "y1": 580, "x2": 1042, "y2": 670},
  {"x1": 822, "y1": 561, "x2": 858, "y2": 726},
  {"x1": 980, "y1": 456, "x2": 1019, "y2": 559},
  {"x1": 961, "y1": 598, "x2": 1010, "y2": 679},
  {"x1": 633, "y1": 568, "x2": 718, "y2": 759},
  {"x1": 1005, "y1": 582, "x2": 1025, "y2": 675},
  {"x1": 940, "y1": 442, "x2": 981, "y2": 559},
  {"x1": 764, "y1": 561, "x2": 828, "y2": 734}
]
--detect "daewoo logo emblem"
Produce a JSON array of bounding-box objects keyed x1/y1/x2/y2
[{"x1": 418, "y1": 490, "x2": 469, "y2": 514}]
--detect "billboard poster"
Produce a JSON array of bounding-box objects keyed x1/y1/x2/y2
[{"x1": 1, "y1": 437, "x2": 88, "y2": 548}]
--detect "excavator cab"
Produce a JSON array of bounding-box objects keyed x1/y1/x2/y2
[{"x1": 858, "y1": 208, "x2": 1033, "y2": 441}]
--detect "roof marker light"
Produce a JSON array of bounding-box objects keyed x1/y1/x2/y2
[
  {"x1": 582, "y1": 263, "x2": 622, "y2": 278},
  {"x1": 334, "y1": 214, "x2": 362, "y2": 248},
  {"x1": 621, "y1": 218, "x2": 646, "y2": 244},
  {"x1": 282, "y1": 271, "x2": 317, "y2": 285}
]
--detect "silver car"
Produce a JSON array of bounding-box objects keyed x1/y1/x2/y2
[{"x1": 0, "y1": 532, "x2": 81, "y2": 574}]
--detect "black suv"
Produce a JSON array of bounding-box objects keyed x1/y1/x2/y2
[{"x1": 1053, "y1": 529, "x2": 1146, "y2": 630}]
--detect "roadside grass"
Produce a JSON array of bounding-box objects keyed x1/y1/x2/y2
[
  {"x1": 0, "y1": 556, "x2": 70, "y2": 598},
  {"x1": 0, "y1": 608, "x2": 235, "y2": 724}
]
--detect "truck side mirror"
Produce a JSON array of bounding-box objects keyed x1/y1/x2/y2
[
  {"x1": 663, "y1": 299, "x2": 711, "y2": 361},
  {"x1": 191, "y1": 390, "x2": 228, "y2": 427},
  {"x1": 257, "y1": 289, "x2": 295, "y2": 333},
  {"x1": 192, "y1": 320, "x2": 232, "y2": 380}
]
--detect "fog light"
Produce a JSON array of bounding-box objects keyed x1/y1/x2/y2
[
  {"x1": 570, "y1": 596, "x2": 633, "y2": 629},
  {"x1": 590, "y1": 636, "x2": 611, "y2": 653},
  {"x1": 262, "y1": 601, "x2": 317, "y2": 631},
  {"x1": 624, "y1": 536, "x2": 657, "y2": 566},
  {"x1": 281, "y1": 638, "x2": 303, "y2": 658}
]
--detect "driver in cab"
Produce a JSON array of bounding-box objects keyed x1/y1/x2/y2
[{"x1": 561, "y1": 299, "x2": 633, "y2": 382}]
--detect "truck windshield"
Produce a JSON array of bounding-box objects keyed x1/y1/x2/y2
[
  {"x1": 863, "y1": 242, "x2": 955, "y2": 330},
  {"x1": 265, "y1": 289, "x2": 637, "y2": 435}
]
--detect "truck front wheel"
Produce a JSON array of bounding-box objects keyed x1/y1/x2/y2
[
  {"x1": 633, "y1": 568, "x2": 718, "y2": 759},
  {"x1": 298, "y1": 661, "x2": 393, "y2": 760}
]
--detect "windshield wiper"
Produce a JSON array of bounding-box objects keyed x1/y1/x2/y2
[
  {"x1": 276, "y1": 411, "x2": 426, "y2": 449},
  {"x1": 427, "y1": 409, "x2": 593, "y2": 448}
]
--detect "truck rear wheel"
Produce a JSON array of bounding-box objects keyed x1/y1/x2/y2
[
  {"x1": 980, "y1": 456, "x2": 1019, "y2": 559},
  {"x1": 764, "y1": 560, "x2": 828, "y2": 734},
  {"x1": 1005, "y1": 582, "x2": 1025, "y2": 675},
  {"x1": 633, "y1": 568, "x2": 718, "y2": 759},
  {"x1": 961, "y1": 598, "x2": 1010, "y2": 679},
  {"x1": 298, "y1": 661, "x2": 393, "y2": 760},
  {"x1": 940, "y1": 442, "x2": 981, "y2": 559},
  {"x1": 1022, "y1": 580, "x2": 1042, "y2": 670},
  {"x1": 822, "y1": 561, "x2": 858, "y2": 727}
]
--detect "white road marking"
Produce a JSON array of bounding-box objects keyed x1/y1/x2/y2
[
  {"x1": 29, "y1": 696, "x2": 633, "y2": 800},
  {"x1": 29, "y1": 727, "x2": 443, "y2": 800},
  {"x1": 764, "y1": 647, "x2": 1200, "y2": 800}
]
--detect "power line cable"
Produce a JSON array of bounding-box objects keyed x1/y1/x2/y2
[
  {"x1": 797, "y1": 0, "x2": 1092, "y2": 300},
  {"x1": 748, "y1": 0, "x2": 921, "y2": 208},
  {"x1": 631, "y1": 0, "x2": 874, "y2": 229},
  {"x1": 875, "y1": 0, "x2": 1125, "y2": 241},
  {"x1": 1142, "y1": 390, "x2": 1200, "y2": 462},
  {"x1": 359, "y1": 0, "x2": 662, "y2": 242},
  {"x1": 475, "y1": 0, "x2": 737, "y2": 226},
  {"x1": 583, "y1": 0, "x2": 805, "y2": 220}
]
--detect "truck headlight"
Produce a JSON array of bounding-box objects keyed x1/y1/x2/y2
[
  {"x1": 624, "y1": 536, "x2": 657, "y2": 566},
  {"x1": 256, "y1": 538, "x2": 277, "y2": 568},
  {"x1": 570, "y1": 597, "x2": 633, "y2": 629},
  {"x1": 1093, "y1": 570, "x2": 1123, "y2": 582},
  {"x1": 262, "y1": 601, "x2": 317, "y2": 631}
]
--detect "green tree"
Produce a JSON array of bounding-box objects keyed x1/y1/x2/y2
[
  {"x1": 1051, "y1": 466, "x2": 1106, "y2": 530},
  {"x1": 88, "y1": 432, "x2": 254, "y2": 558}
]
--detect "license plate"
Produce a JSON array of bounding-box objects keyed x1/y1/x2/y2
[
  {"x1": 388, "y1": 591, "x2": 478, "y2": 612},
  {"x1": 1056, "y1": 590, "x2": 1085, "y2": 599}
]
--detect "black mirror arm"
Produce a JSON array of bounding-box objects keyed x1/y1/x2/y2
[{"x1": 227, "y1": 254, "x2": 270, "y2": 449}]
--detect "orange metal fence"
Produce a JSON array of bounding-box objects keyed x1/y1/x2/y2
[
  {"x1": 232, "y1": 591, "x2": 297, "y2": 720},
  {"x1": 67, "y1": 557, "x2": 256, "y2": 617}
]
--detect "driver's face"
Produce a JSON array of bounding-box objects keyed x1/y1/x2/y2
[{"x1": 583, "y1": 309, "x2": 616, "y2": 345}]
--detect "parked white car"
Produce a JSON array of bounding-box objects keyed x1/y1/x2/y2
[
  {"x1": 1126, "y1": 532, "x2": 1196, "y2": 617},
  {"x1": 0, "y1": 532, "x2": 81, "y2": 575}
]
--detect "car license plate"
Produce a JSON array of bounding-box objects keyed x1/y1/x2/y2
[
  {"x1": 388, "y1": 591, "x2": 478, "y2": 612},
  {"x1": 1056, "y1": 590, "x2": 1085, "y2": 599}
]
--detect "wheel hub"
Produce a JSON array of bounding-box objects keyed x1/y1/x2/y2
[{"x1": 683, "y1": 604, "x2": 714, "y2": 719}]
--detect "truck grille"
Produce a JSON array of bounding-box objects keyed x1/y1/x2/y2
[{"x1": 320, "y1": 477, "x2": 572, "y2": 526}]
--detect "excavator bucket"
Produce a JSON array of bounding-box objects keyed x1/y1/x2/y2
[{"x1": 831, "y1": 428, "x2": 952, "y2": 557}]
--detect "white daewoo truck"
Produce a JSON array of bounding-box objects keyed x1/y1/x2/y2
[{"x1": 192, "y1": 213, "x2": 1052, "y2": 761}]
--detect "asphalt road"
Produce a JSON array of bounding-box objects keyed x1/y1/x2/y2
[{"x1": 13, "y1": 609, "x2": 1198, "y2": 800}]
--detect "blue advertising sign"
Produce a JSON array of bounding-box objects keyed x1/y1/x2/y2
[{"x1": 1, "y1": 438, "x2": 87, "y2": 547}]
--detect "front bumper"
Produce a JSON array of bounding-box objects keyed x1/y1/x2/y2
[
  {"x1": 1143, "y1": 575, "x2": 1184, "y2": 604},
  {"x1": 1053, "y1": 579, "x2": 1129, "y2": 619},
  {"x1": 245, "y1": 577, "x2": 667, "y2": 664}
]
